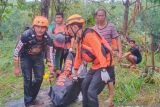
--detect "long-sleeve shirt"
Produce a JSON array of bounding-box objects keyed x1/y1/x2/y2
[{"x1": 13, "y1": 28, "x2": 53, "y2": 64}]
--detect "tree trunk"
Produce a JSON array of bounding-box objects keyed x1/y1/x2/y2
[
  {"x1": 49, "y1": 0, "x2": 54, "y2": 22},
  {"x1": 151, "y1": 34, "x2": 155, "y2": 70},
  {"x1": 33, "y1": 0, "x2": 36, "y2": 18},
  {"x1": 57, "y1": 0, "x2": 60, "y2": 13},
  {"x1": 41, "y1": 0, "x2": 50, "y2": 18},
  {"x1": 144, "y1": 35, "x2": 148, "y2": 66},
  {"x1": 122, "y1": 0, "x2": 130, "y2": 41}
]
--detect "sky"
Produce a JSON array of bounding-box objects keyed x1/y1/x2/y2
[
  {"x1": 26, "y1": 0, "x2": 40, "y2": 2},
  {"x1": 26, "y1": 0, "x2": 96, "y2": 1}
]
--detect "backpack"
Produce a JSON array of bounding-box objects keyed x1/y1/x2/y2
[
  {"x1": 53, "y1": 32, "x2": 66, "y2": 49},
  {"x1": 81, "y1": 28, "x2": 113, "y2": 66}
]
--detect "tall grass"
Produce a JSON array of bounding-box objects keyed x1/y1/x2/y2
[
  {"x1": 0, "y1": 39, "x2": 22, "y2": 106},
  {"x1": 113, "y1": 67, "x2": 145, "y2": 105},
  {"x1": 0, "y1": 39, "x2": 16, "y2": 73}
]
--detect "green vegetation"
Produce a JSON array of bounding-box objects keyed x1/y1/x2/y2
[{"x1": 0, "y1": 73, "x2": 23, "y2": 106}]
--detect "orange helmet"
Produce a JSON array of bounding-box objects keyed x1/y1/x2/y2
[
  {"x1": 66, "y1": 14, "x2": 85, "y2": 27},
  {"x1": 32, "y1": 16, "x2": 49, "y2": 27}
]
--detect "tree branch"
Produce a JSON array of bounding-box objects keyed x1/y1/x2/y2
[
  {"x1": 141, "y1": 4, "x2": 160, "y2": 14},
  {"x1": 129, "y1": 1, "x2": 136, "y2": 6},
  {"x1": 0, "y1": 0, "x2": 8, "y2": 22},
  {"x1": 53, "y1": 0, "x2": 57, "y2": 12}
]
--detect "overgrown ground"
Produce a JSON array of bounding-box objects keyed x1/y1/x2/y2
[{"x1": 0, "y1": 40, "x2": 160, "y2": 107}]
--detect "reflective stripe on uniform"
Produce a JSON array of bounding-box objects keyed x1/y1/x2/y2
[{"x1": 14, "y1": 40, "x2": 24, "y2": 58}]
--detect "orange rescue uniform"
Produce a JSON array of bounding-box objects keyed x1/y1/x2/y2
[{"x1": 74, "y1": 29, "x2": 113, "y2": 70}]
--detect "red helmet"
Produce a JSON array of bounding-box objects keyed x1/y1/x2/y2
[{"x1": 32, "y1": 16, "x2": 49, "y2": 27}]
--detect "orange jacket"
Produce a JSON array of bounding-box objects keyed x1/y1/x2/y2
[
  {"x1": 74, "y1": 29, "x2": 113, "y2": 70},
  {"x1": 53, "y1": 25, "x2": 65, "y2": 34}
]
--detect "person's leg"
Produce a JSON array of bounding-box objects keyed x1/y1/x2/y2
[
  {"x1": 32, "y1": 58, "x2": 44, "y2": 101},
  {"x1": 20, "y1": 57, "x2": 33, "y2": 106},
  {"x1": 63, "y1": 49, "x2": 69, "y2": 63},
  {"x1": 131, "y1": 55, "x2": 138, "y2": 68},
  {"x1": 105, "y1": 82, "x2": 114, "y2": 106},
  {"x1": 81, "y1": 71, "x2": 94, "y2": 107},
  {"x1": 60, "y1": 49, "x2": 64, "y2": 70},
  {"x1": 60, "y1": 49, "x2": 69, "y2": 70},
  {"x1": 54, "y1": 48, "x2": 63, "y2": 73},
  {"x1": 105, "y1": 66, "x2": 115, "y2": 106},
  {"x1": 87, "y1": 70, "x2": 106, "y2": 107},
  {"x1": 127, "y1": 54, "x2": 136, "y2": 67}
]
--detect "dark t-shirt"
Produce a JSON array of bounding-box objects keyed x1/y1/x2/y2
[
  {"x1": 20, "y1": 28, "x2": 53, "y2": 58},
  {"x1": 129, "y1": 46, "x2": 142, "y2": 64}
]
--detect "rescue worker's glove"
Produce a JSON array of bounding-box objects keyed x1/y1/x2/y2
[
  {"x1": 69, "y1": 48, "x2": 75, "y2": 54},
  {"x1": 69, "y1": 48, "x2": 73, "y2": 52},
  {"x1": 72, "y1": 69, "x2": 78, "y2": 80},
  {"x1": 101, "y1": 69, "x2": 110, "y2": 83}
]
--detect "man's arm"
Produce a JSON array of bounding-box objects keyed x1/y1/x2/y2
[
  {"x1": 46, "y1": 42, "x2": 54, "y2": 72},
  {"x1": 110, "y1": 23, "x2": 123, "y2": 58},
  {"x1": 121, "y1": 51, "x2": 131, "y2": 59},
  {"x1": 117, "y1": 37, "x2": 123, "y2": 58},
  {"x1": 45, "y1": 35, "x2": 56, "y2": 80},
  {"x1": 13, "y1": 39, "x2": 24, "y2": 76},
  {"x1": 101, "y1": 36, "x2": 114, "y2": 55},
  {"x1": 46, "y1": 45, "x2": 56, "y2": 80},
  {"x1": 74, "y1": 43, "x2": 82, "y2": 71}
]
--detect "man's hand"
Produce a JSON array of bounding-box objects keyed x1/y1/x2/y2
[
  {"x1": 14, "y1": 67, "x2": 20, "y2": 77},
  {"x1": 118, "y1": 52, "x2": 122, "y2": 62},
  {"x1": 72, "y1": 73, "x2": 78, "y2": 80},
  {"x1": 111, "y1": 50, "x2": 116, "y2": 56},
  {"x1": 48, "y1": 66, "x2": 54, "y2": 73},
  {"x1": 13, "y1": 58, "x2": 20, "y2": 77},
  {"x1": 118, "y1": 57, "x2": 122, "y2": 63},
  {"x1": 118, "y1": 52, "x2": 122, "y2": 59},
  {"x1": 49, "y1": 72, "x2": 55, "y2": 81},
  {"x1": 72, "y1": 69, "x2": 78, "y2": 80},
  {"x1": 47, "y1": 61, "x2": 54, "y2": 72},
  {"x1": 47, "y1": 61, "x2": 55, "y2": 81},
  {"x1": 69, "y1": 48, "x2": 73, "y2": 52}
]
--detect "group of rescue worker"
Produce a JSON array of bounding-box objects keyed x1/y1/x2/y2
[{"x1": 13, "y1": 8, "x2": 142, "y2": 107}]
